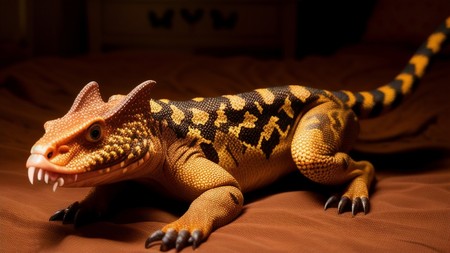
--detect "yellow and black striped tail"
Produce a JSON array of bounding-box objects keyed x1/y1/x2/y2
[{"x1": 332, "y1": 17, "x2": 450, "y2": 119}]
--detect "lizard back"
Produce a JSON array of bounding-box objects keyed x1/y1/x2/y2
[{"x1": 150, "y1": 85, "x2": 324, "y2": 164}]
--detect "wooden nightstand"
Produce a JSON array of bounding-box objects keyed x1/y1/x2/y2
[{"x1": 88, "y1": 0, "x2": 297, "y2": 57}]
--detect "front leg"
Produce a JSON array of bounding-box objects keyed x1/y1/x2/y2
[
  {"x1": 49, "y1": 182, "x2": 131, "y2": 226},
  {"x1": 145, "y1": 156, "x2": 243, "y2": 251},
  {"x1": 146, "y1": 185, "x2": 243, "y2": 251}
]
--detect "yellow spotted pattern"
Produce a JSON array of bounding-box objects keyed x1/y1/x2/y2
[
  {"x1": 255, "y1": 88, "x2": 275, "y2": 105},
  {"x1": 223, "y1": 95, "x2": 246, "y2": 110},
  {"x1": 170, "y1": 104, "x2": 185, "y2": 125},
  {"x1": 191, "y1": 108, "x2": 209, "y2": 125},
  {"x1": 214, "y1": 103, "x2": 228, "y2": 128}
]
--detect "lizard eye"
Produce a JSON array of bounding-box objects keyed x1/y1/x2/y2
[{"x1": 86, "y1": 123, "x2": 103, "y2": 142}]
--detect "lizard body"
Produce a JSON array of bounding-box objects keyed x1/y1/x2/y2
[{"x1": 26, "y1": 18, "x2": 449, "y2": 251}]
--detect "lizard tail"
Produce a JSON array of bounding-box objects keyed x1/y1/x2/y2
[{"x1": 332, "y1": 17, "x2": 450, "y2": 119}]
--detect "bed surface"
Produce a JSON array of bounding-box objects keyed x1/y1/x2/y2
[
  {"x1": 1, "y1": 5, "x2": 450, "y2": 251},
  {"x1": 1, "y1": 43, "x2": 449, "y2": 252}
]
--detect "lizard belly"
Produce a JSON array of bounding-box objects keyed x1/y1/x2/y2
[{"x1": 213, "y1": 128, "x2": 297, "y2": 193}]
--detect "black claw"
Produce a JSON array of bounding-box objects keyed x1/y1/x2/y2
[
  {"x1": 324, "y1": 195, "x2": 339, "y2": 210},
  {"x1": 73, "y1": 209, "x2": 83, "y2": 227},
  {"x1": 160, "y1": 243, "x2": 169, "y2": 252},
  {"x1": 49, "y1": 201, "x2": 81, "y2": 224},
  {"x1": 73, "y1": 207, "x2": 96, "y2": 228},
  {"x1": 324, "y1": 193, "x2": 371, "y2": 216},
  {"x1": 160, "y1": 229, "x2": 177, "y2": 251},
  {"x1": 49, "y1": 201, "x2": 102, "y2": 228},
  {"x1": 49, "y1": 209, "x2": 66, "y2": 221},
  {"x1": 145, "y1": 230, "x2": 165, "y2": 249},
  {"x1": 176, "y1": 230, "x2": 190, "y2": 251},
  {"x1": 352, "y1": 197, "x2": 362, "y2": 216},
  {"x1": 338, "y1": 196, "x2": 350, "y2": 214},
  {"x1": 361, "y1": 197, "x2": 370, "y2": 214},
  {"x1": 191, "y1": 230, "x2": 203, "y2": 249},
  {"x1": 62, "y1": 201, "x2": 80, "y2": 224},
  {"x1": 145, "y1": 229, "x2": 204, "y2": 251}
]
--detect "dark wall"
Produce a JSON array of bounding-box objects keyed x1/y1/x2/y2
[
  {"x1": 32, "y1": 0, "x2": 87, "y2": 56},
  {"x1": 1, "y1": 0, "x2": 378, "y2": 65},
  {"x1": 295, "y1": 0, "x2": 376, "y2": 57}
]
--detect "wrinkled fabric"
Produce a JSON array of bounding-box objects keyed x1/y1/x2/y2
[{"x1": 1, "y1": 44, "x2": 449, "y2": 252}]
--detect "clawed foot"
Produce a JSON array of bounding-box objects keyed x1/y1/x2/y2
[
  {"x1": 145, "y1": 229, "x2": 203, "y2": 251},
  {"x1": 49, "y1": 201, "x2": 101, "y2": 227},
  {"x1": 324, "y1": 160, "x2": 374, "y2": 216},
  {"x1": 324, "y1": 195, "x2": 370, "y2": 216}
]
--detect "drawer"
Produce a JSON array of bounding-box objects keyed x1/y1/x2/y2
[{"x1": 89, "y1": 0, "x2": 296, "y2": 55}]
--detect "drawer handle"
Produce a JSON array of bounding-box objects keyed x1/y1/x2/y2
[
  {"x1": 180, "y1": 8, "x2": 204, "y2": 25},
  {"x1": 148, "y1": 9, "x2": 174, "y2": 29},
  {"x1": 147, "y1": 9, "x2": 238, "y2": 30},
  {"x1": 211, "y1": 9, "x2": 238, "y2": 30}
]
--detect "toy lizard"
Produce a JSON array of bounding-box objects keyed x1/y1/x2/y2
[{"x1": 26, "y1": 18, "x2": 449, "y2": 251}]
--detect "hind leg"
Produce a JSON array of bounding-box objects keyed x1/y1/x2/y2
[{"x1": 291, "y1": 101, "x2": 374, "y2": 215}]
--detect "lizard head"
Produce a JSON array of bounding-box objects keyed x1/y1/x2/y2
[{"x1": 26, "y1": 80, "x2": 162, "y2": 191}]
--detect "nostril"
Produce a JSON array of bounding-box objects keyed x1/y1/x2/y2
[
  {"x1": 32, "y1": 145, "x2": 57, "y2": 159},
  {"x1": 45, "y1": 147, "x2": 55, "y2": 159}
]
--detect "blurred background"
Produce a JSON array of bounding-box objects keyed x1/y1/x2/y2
[{"x1": 0, "y1": 0, "x2": 449, "y2": 68}]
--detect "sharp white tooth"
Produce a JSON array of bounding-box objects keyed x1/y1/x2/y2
[
  {"x1": 44, "y1": 172, "x2": 49, "y2": 184},
  {"x1": 37, "y1": 169, "x2": 43, "y2": 181},
  {"x1": 145, "y1": 152, "x2": 150, "y2": 160},
  {"x1": 28, "y1": 167, "x2": 36, "y2": 185},
  {"x1": 74, "y1": 174, "x2": 78, "y2": 182},
  {"x1": 57, "y1": 177, "x2": 64, "y2": 187},
  {"x1": 120, "y1": 161, "x2": 125, "y2": 168},
  {"x1": 53, "y1": 181, "x2": 59, "y2": 192}
]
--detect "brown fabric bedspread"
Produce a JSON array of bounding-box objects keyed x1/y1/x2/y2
[{"x1": 1, "y1": 43, "x2": 450, "y2": 252}]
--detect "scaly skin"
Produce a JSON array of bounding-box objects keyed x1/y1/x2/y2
[{"x1": 26, "y1": 18, "x2": 449, "y2": 251}]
